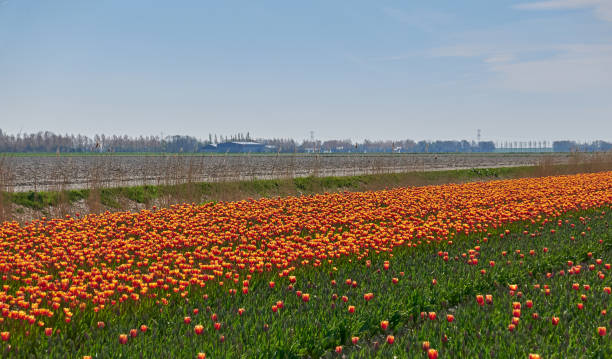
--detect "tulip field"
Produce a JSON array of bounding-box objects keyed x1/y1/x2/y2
[{"x1": 0, "y1": 172, "x2": 611, "y2": 358}]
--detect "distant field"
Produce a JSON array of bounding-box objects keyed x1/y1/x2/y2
[{"x1": 0, "y1": 152, "x2": 598, "y2": 192}]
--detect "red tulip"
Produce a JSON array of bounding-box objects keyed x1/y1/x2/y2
[
  {"x1": 119, "y1": 334, "x2": 128, "y2": 344},
  {"x1": 598, "y1": 327, "x2": 607, "y2": 336},
  {"x1": 428, "y1": 349, "x2": 438, "y2": 359},
  {"x1": 551, "y1": 316, "x2": 559, "y2": 326},
  {"x1": 386, "y1": 335, "x2": 395, "y2": 344},
  {"x1": 380, "y1": 320, "x2": 389, "y2": 331},
  {"x1": 194, "y1": 325, "x2": 204, "y2": 335}
]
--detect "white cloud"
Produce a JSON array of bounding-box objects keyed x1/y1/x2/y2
[
  {"x1": 382, "y1": 7, "x2": 454, "y2": 32},
  {"x1": 514, "y1": 0, "x2": 612, "y2": 22},
  {"x1": 431, "y1": 42, "x2": 612, "y2": 93},
  {"x1": 484, "y1": 54, "x2": 516, "y2": 63},
  {"x1": 487, "y1": 44, "x2": 612, "y2": 93}
]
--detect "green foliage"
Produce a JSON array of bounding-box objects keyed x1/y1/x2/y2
[{"x1": 8, "y1": 191, "x2": 60, "y2": 210}]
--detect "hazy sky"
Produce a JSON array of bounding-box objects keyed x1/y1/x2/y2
[{"x1": 1, "y1": 0, "x2": 611, "y2": 142}]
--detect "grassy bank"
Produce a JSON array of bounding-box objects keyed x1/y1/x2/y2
[
  {"x1": 1, "y1": 160, "x2": 611, "y2": 222},
  {"x1": 3, "y1": 166, "x2": 528, "y2": 211}
]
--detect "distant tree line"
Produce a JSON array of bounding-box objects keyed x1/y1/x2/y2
[
  {"x1": 0, "y1": 129, "x2": 609, "y2": 153},
  {"x1": 552, "y1": 140, "x2": 612, "y2": 152}
]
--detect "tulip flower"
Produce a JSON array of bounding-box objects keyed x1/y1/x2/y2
[
  {"x1": 380, "y1": 320, "x2": 389, "y2": 331},
  {"x1": 386, "y1": 335, "x2": 394, "y2": 344},
  {"x1": 428, "y1": 349, "x2": 438, "y2": 359},
  {"x1": 119, "y1": 334, "x2": 128, "y2": 345}
]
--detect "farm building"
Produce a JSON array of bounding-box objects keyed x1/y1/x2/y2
[{"x1": 201, "y1": 141, "x2": 270, "y2": 153}]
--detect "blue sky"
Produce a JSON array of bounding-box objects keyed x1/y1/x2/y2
[{"x1": 1, "y1": 0, "x2": 611, "y2": 142}]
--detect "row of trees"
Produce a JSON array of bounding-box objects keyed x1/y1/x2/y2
[{"x1": 0, "y1": 129, "x2": 608, "y2": 153}]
